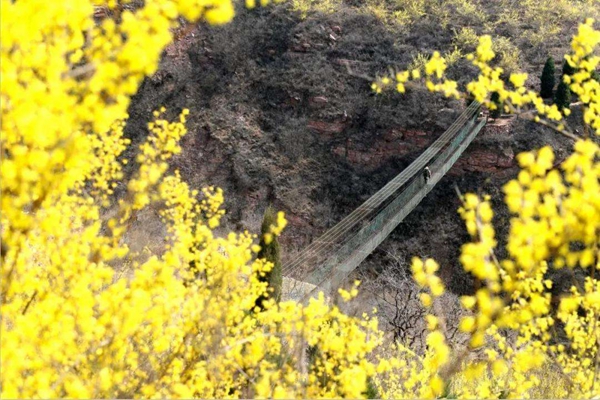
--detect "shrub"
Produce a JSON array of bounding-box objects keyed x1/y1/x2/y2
[
  {"x1": 453, "y1": 26, "x2": 480, "y2": 52},
  {"x1": 291, "y1": 0, "x2": 342, "y2": 18},
  {"x1": 2, "y1": 1, "x2": 600, "y2": 399},
  {"x1": 490, "y1": 91, "x2": 502, "y2": 118},
  {"x1": 255, "y1": 206, "x2": 283, "y2": 309},
  {"x1": 540, "y1": 56, "x2": 556, "y2": 99},
  {"x1": 408, "y1": 52, "x2": 431, "y2": 72},
  {"x1": 492, "y1": 36, "x2": 521, "y2": 74},
  {"x1": 554, "y1": 80, "x2": 571, "y2": 111}
]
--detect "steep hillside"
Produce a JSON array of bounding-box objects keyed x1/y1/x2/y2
[{"x1": 123, "y1": 1, "x2": 592, "y2": 298}]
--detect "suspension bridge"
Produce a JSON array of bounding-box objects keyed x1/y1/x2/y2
[{"x1": 282, "y1": 101, "x2": 486, "y2": 302}]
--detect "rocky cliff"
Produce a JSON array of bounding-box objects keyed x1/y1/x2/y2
[{"x1": 123, "y1": 4, "x2": 577, "y2": 294}]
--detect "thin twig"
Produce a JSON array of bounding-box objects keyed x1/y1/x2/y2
[{"x1": 21, "y1": 290, "x2": 37, "y2": 315}]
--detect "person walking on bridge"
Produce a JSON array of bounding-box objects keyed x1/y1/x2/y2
[{"x1": 423, "y1": 166, "x2": 431, "y2": 183}]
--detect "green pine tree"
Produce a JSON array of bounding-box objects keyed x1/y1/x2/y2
[
  {"x1": 540, "y1": 57, "x2": 555, "y2": 99},
  {"x1": 255, "y1": 206, "x2": 283, "y2": 310},
  {"x1": 554, "y1": 80, "x2": 571, "y2": 111},
  {"x1": 490, "y1": 92, "x2": 502, "y2": 119}
]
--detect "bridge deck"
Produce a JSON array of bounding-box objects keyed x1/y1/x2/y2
[
  {"x1": 302, "y1": 117, "x2": 486, "y2": 301},
  {"x1": 281, "y1": 102, "x2": 485, "y2": 301}
]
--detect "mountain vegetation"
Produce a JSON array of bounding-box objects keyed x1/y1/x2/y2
[{"x1": 540, "y1": 57, "x2": 556, "y2": 99}]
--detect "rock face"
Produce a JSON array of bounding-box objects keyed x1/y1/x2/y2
[
  {"x1": 329, "y1": 128, "x2": 427, "y2": 170},
  {"x1": 307, "y1": 120, "x2": 347, "y2": 135},
  {"x1": 451, "y1": 145, "x2": 515, "y2": 174},
  {"x1": 309, "y1": 96, "x2": 329, "y2": 107},
  {"x1": 436, "y1": 108, "x2": 459, "y2": 130}
]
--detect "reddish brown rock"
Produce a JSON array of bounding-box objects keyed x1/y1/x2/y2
[
  {"x1": 405, "y1": 135, "x2": 430, "y2": 147},
  {"x1": 450, "y1": 146, "x2": 515, "y2": 175},
  {"x1": 387, "y1": 142, "x2": 411, "y2": 155},
  {"x1": 331, "y1": 139, "x2": 412, "y2": 170},
  {"x1": 291, "y1": 44, "x2": 310, "y2": 53},
  {"x1": 286, "y1": 95, "x2": 302, "y2": 107},
  {"x1": 403, "y1": 129, "x2": 427, "y2": 137},
  {"x1": 383, "y1": 129, "x2": 404, "y2": 142},
  {"x1": 334, "y1": 58, "x2": 351, "y2": 65},
  {"x1": 307, "y1": 120, "x2": 347, "y2": 134},
  {"x1": 309, "y1": 96, "x2": 329, "y2": 107},
  {"x1": 402, "y1": 129, "x2": 429, "y2": 146},
  {"x1": 468, "y1": 150, "x2": 498, "y2": 167},
  {"x1": 332, "y1": 146, "x2": 346, "y2": 157},
  {"x1": 285, "y1": 213, "x2": 307, "y2": 228},
  {"x1": 498, "y1": 148, "x2": 514, "y2": 168}
]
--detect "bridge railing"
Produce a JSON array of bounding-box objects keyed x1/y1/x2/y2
[
  {"x1": 301, "y1": 115, "x2": 486, "y2": 301},
  {"x1": 282, "y1": 102, "x2": 481, "y2": 280}
]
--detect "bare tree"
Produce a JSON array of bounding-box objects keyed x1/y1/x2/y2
[{"x1": 357, "y1": 248, "x2": 469, "y2": 354}]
